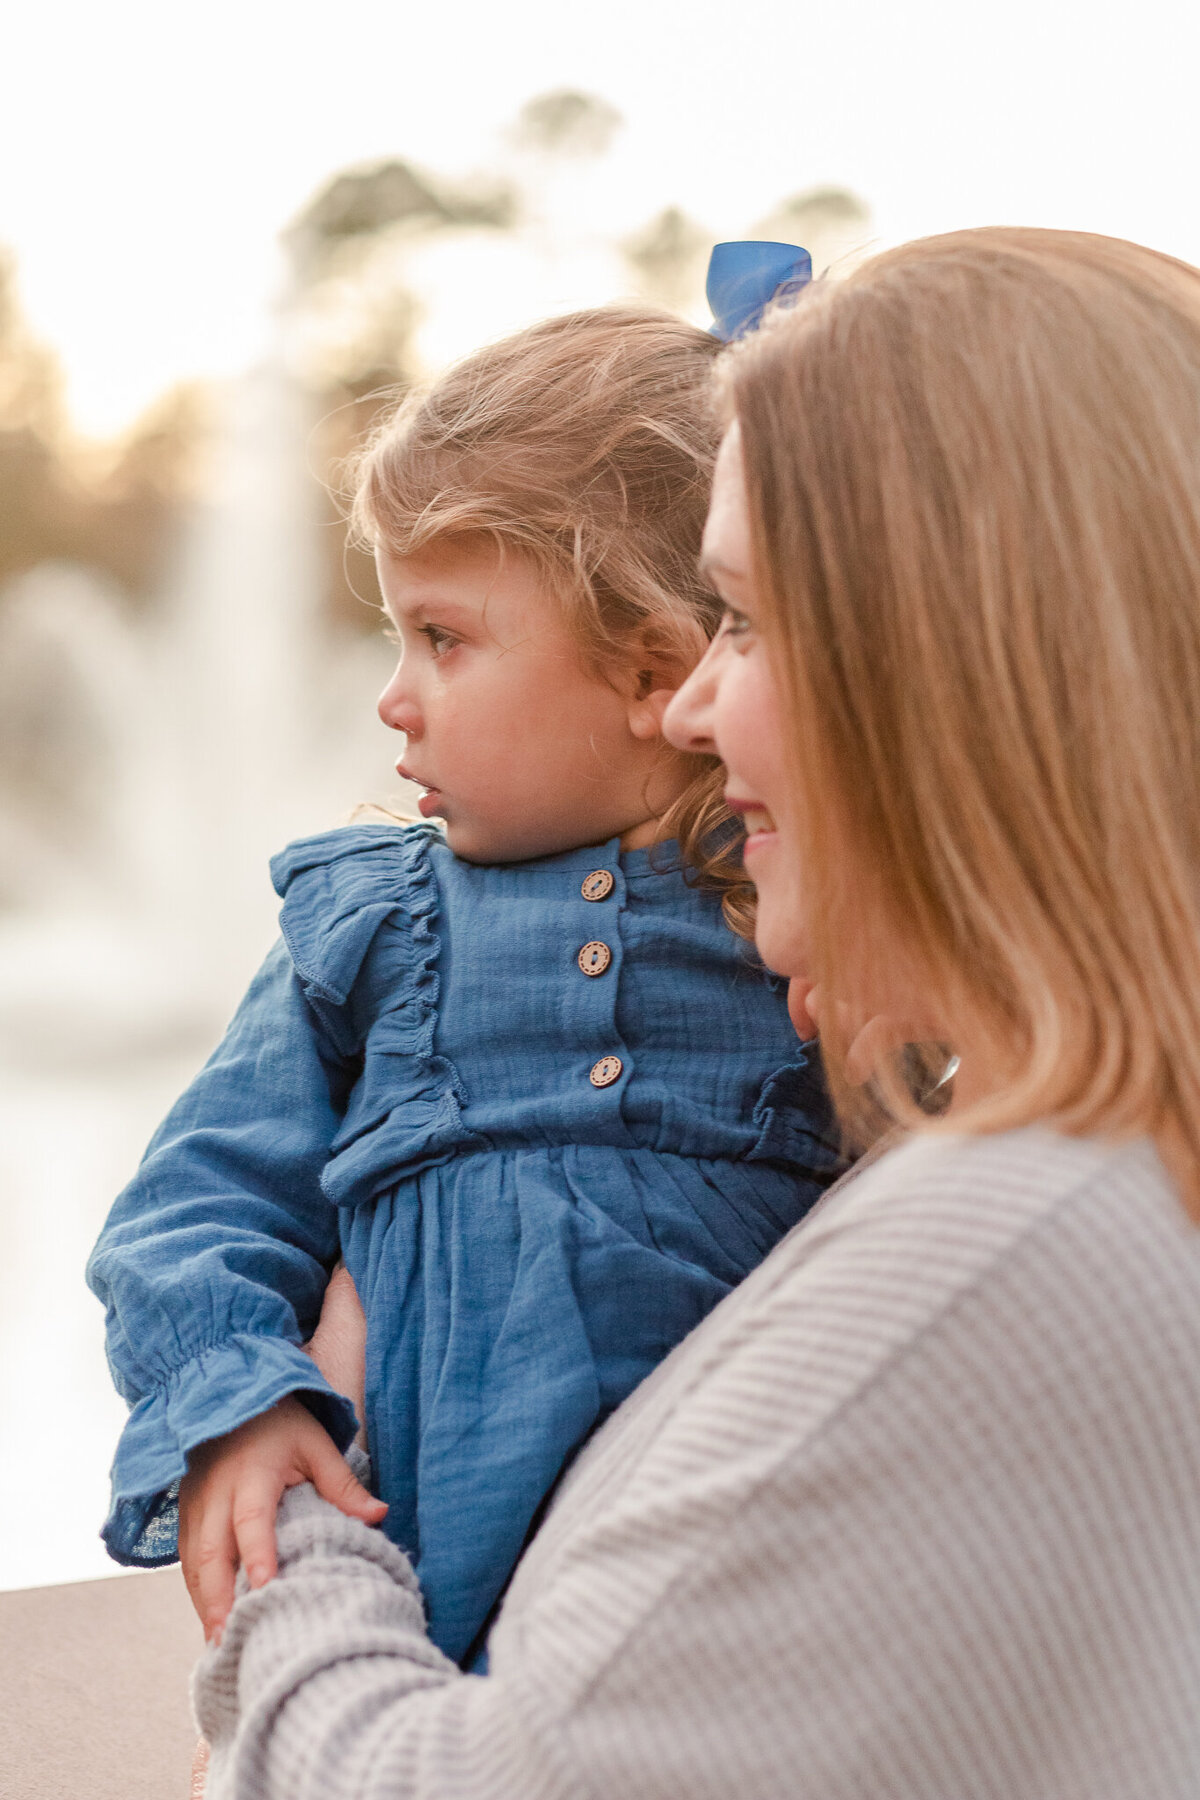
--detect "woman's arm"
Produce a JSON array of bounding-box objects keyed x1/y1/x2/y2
[{"x1": 193, "y1": 1130, "x2": 1200, "y2": 1800}]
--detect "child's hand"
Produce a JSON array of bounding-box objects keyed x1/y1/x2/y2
[{"x1": 178, "y1": 1395, "x2": 386, "y2": 1643}]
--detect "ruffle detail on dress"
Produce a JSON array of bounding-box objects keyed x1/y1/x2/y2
[
  {"x1": 747, "y1": 1044, "x2": 844, "y2": 1175},
  {"x1": 272, "y1": 824, "x2": 439, "y2": 1049},
  {"x1": 272, "y1": 823, "x2": 482, "y2": 1204},
  {"x1": 101, "y1": 1332, "x2": 358, "y2": 1567}
]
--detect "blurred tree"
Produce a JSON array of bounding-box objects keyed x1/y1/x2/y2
[
  {"x1": 0, "y1": 250, "x2": 201, "y2": 606},
  {"x1": 622, "y1": 206, "x2": 710, "y2": 313},
  {"x1": 753, "y1": 186, "x2": 873, "y2": 276},
  {"x1": 284, "y1": 156, "x2": 520, "y2": 631},
  {"x1": 511, "y1": 90, "x2": 622, "y2": 157},
  {"x1": 0, "y1": 251, "x2": 70, "y2": 586},
  {"x1": 284, "y1": 158, "x2": 516, "y2": 285}
]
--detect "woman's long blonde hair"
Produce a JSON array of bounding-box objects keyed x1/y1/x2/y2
[
  {"x1": 353, "y1": 306, "x2": 753, "y2": 929},
  {"x1": 729, "y1": 227, "x2": 1200, "y2": 1213}
]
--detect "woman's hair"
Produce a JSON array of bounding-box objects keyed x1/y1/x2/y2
[
  {"x1": 353, "y1": 306, "x2": 753, "y2": 930},
  {"x1": 727, "y1": 227, "x2": 1200, "y2": 1214}
]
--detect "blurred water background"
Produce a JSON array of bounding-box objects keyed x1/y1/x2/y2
[{"x1": 3, "y1": 0, "x2": 1198, "y2": 1590}]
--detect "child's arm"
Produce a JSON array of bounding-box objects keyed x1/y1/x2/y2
[{"x1": 87, "y1": 940, "x2": 364, "y2": 1570}]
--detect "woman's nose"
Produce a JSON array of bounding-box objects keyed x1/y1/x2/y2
[
  {"x1": 663, "y1": 634, "x2": 722, "y2": 754},
  {"x1": 377, "y1": 662, "x2": 421, "y2": 736}
]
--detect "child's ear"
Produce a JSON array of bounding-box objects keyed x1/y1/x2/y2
[
  {"x1": 614, "y1": 635, "x2": 695, "y2": 740},
  {"x1": 626, "y1": 677, "x2": 682, "y2": 742}
]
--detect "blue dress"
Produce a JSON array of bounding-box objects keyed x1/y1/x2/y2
[{"x1": 88, "y1": 825, "x2": 838, "y2": 1663}]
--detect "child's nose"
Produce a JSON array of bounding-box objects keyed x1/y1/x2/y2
[{"x1": 378, "y1": 664, "x2": 421, "y2": 737}]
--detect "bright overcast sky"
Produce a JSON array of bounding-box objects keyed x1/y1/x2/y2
[{"x1": 4, "y1": 0, "x2": 1197, "y2": 435}]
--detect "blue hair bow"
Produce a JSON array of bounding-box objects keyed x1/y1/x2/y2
[{"x1": 707, "y1": 240, "x2": 813, "y2": 343}]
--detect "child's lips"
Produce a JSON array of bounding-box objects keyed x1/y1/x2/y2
[{"x1": 396, "y1": 764, "x2": 444, "y2": 818}]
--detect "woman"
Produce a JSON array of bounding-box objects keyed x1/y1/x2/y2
[{"x1": 194, "y1": 229, "x2": 1200, "y2": 1798}]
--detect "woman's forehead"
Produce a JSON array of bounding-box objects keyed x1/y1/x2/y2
[{"x1": 701, "y1": 425, "x2": 752, "y2": 582}]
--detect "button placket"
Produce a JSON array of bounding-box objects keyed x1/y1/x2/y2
[{"x1": 571, "y1": 855, "x2": 628, "y2": 1098}]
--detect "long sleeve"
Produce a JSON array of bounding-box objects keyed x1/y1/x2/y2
[
  {"x1": 192, "y1": 1129, "x2": 1200, "y2": 1800},
  {"x1": 87, "y1": 940, "x2": 360, "y2": 1565}
]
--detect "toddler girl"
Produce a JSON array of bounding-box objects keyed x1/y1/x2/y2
[{"x1": 88, "y1": 300, "x2": 837, "y2": 1668}]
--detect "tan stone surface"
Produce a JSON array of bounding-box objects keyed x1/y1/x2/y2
[{"x1": 0, "y1": 1567, "x2": 201, "y2": 1800}]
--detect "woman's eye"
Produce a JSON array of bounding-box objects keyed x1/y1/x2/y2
[{"x1": 720, "y1": 607, "x2": 754, "y2": 644}]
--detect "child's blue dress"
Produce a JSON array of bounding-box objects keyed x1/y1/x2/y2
[{"x1": 88, "y1": 825, "x2": 838, "y2": 1663}]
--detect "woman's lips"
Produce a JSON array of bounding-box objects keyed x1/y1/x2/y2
[{"x1": 725, "y1": 795, "x2": 777, "y2": 858}]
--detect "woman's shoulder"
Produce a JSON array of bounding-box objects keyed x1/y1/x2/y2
[
  {"x1": 269, "y1": 822, "x2": 448, "y2": 1009},
  {"x1": 785, "y1": 1125, "x2": 1188, "y2": 1338},
  {"x1": 739, "y1": 1126, "x2": 1200, "y2": 1440},
  {"x1": 827, "y1": 1123, "x2": 1176, "y2": 1254}
]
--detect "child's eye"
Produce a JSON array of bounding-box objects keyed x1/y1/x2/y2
[{"x1": 421, "y1": 624, "x2": 458, "y2": 656}]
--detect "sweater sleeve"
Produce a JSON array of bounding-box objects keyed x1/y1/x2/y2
[
  {"x1": 193, "y1": 1463, "x2": 563, "y2": 1800},
  {"x1": 86, "y1": 939, "x2": 361, "y2": 1566},
  {"x1": 190, "y1": 1131, "x2": 1200, "y2": 1800}
]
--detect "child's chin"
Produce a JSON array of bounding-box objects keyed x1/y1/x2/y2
[
  {"x1": 443, "y1": 822, "x2": 503, "y2": 864},
  {"x1": 447, "y1": 821, "x2": 563, "y2": 866}
]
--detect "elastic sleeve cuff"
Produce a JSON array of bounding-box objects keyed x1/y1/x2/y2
[{"x1": 101, "y1": 1333, "x2": 361, "y2": 1567}]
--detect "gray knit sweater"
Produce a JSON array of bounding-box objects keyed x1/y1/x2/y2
[{"x1": 194, "y1": 1127, "x2": 1200, "y2": 1798}]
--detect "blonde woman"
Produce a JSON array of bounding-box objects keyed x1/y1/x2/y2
[{"x1": 194, "y1": 231, "x2": 1200, "y2": 1798}]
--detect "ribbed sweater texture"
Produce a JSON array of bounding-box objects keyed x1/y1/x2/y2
[{"x1": 194, "y1": 1127, "x2": 1200, "y2": 1798}]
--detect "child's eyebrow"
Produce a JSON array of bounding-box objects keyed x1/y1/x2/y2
[{"x1": 387, "y1": 594, "x2": 478, "y2": 623}]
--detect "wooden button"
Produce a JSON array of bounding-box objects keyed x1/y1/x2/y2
[
  {"x1": 589, "y1": 1054, "x2": 623, "y2": 1088},
  {"x1": 581, "y1": 869, "x2": 614, "y2": 902},
  {"x1": 578, "y1": 941, "x2": 612, "y2": 977}
]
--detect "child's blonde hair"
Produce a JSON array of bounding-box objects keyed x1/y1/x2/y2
[
  {"x1": 353, "y1": 306, "x2": 752, "y2": 929},
  {"x1": 729, "y1": 226, "x2": 1200, "y2": 1214}
]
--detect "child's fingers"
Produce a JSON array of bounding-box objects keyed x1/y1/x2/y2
[
  {"x1": 190, "y1": 1736, "x2": 210, "y2": 1800},
  {"x1": 307, "y1": 1433, "x2": 388, "y2": 1523},
  {"x1": 230, "y1": 1472, "x2": 285, "y2": 1594},
  {"x1": 185, "y1": 1505, "x2": 240, "y2": 1644}
]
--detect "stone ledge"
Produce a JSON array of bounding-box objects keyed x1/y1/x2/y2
[{"x1": 0, "y1": 1567, "x2": 200, "y2": 1800}]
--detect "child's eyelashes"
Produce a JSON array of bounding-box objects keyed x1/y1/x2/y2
[
  {"x1": 420, "y1": 624, "x2": 459, "y2": 656},
  {"x1": 380, "y1": 623, "x2": 460, "y2": 656}
]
